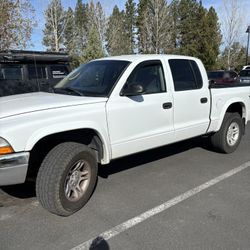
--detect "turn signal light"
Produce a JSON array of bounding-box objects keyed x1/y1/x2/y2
[{"x1": 0, "y1": 146, "x2": 14, "y2": 155}]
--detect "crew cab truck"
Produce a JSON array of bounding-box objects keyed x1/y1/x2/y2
[{"x1": 0, "y1": 55, "x2": 250, "y2": 216}]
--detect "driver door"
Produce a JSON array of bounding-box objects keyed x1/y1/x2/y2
[{"x1": 106, "y1": 60, "x2": 174, "y2": 159}]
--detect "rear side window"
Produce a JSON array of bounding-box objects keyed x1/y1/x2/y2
[
  {"x1": 28, "y1": 65, "x2": 47, "y2": 79},
  {"x1": 50, "y1": 65, "x2": 69, "y2": 79},
  {"x1": 169, "y1": 59, "x2": 203, "y2": 91},
  {"x1": 0, "y1": 66, "x2": 23, "y2": 80}
]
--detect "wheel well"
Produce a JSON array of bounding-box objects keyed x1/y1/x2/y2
[
  {"x1": 225, "y1": 102, "x2": 246, "y2": 134},
  {"x1": 27, "y1": 129, "x2": 103, "y2": 179},
  {"x1": 226, "y1": 102, "x2": 245, "y2": 118}
]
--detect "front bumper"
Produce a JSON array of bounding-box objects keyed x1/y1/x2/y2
[{"x1": 0, "y1": 152, "x2": 29, "y2": 186}]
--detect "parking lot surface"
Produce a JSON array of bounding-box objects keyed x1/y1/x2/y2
[{"x1": 1, "y1": 125, "x2": 250, "y2": 250}]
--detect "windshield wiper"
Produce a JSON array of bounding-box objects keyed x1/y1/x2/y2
[{"x1": 54, "y1": 87, "x2": 84, "y2": 96}]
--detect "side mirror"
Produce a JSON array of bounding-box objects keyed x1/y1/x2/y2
[{"x1": 121, "y1": 84, "x2": 144, "y2": 96}]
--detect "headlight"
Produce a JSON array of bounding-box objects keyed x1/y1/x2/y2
[{"x1": 0, "y1": 137, "x2": 14, "y2": 155}]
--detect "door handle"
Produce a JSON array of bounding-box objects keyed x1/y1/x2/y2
[
  {"x1": 162, "y1": 102, "x2": 172, "y2": 109},
  {"x1": 200, "y1": 97, "x2": 208, "y2": 104}
]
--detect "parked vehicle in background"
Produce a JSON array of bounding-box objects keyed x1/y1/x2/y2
[
  {"x1": 239, "y1": 70, "x2": 250, "y2": 84},
  {"x1": 0, "y1": 50, "x2": 71, "y2": 97},
  {"x1": 242, "y1": 65, "x2": 250, "y2": 70},
  {"x1": 207, "y1": 70, "x2": 239, "y2": 84}
]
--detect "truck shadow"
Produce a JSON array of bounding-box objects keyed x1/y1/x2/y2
[
  {"x1": 0, "y1": 136, "x2": 209, "y2": 203},
  {"x1": 99, "y1": 136, "x2": 210, "y2": 178}
]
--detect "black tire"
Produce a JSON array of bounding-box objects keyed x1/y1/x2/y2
[
  {"x1": 210, "y1": 112, "x2": 243, "y2": 154},
  {"x1": 36, "y1": 142, "x2": 98, "y2": 216}
]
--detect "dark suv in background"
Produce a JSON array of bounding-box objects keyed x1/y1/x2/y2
[
  {"x1": 207, "y1": 70, "x2": 239, "y2": 85},
  {"x1": 0, "y1": 50, "x2": 71, "y2": 97}
]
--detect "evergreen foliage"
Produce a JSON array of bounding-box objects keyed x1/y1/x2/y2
[
  {"x1": 43, "y1": 0, "x2": 66, "y2": 52},
  {"x1": 106, "y1": 6, "x2": 129, "y2": 56},
  {"x1": 125, "y1": 0, "x2": 137, "y2": 54}
]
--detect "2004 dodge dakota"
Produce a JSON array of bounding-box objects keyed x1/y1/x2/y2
[{"x1": 0, "y1": 55, "x2": 250, "y2": 216}]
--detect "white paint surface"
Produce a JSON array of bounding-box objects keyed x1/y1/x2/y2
[{"x1": 71, "y1": 161, "x2": 250, "y2": 250}]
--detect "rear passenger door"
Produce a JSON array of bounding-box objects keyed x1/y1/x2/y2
[{"x1": 168, "y1": 59, "x2": 210, "y2": 140}]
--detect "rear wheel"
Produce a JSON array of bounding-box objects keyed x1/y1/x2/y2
[
  {"x1": 36, "y1": 142, "x2": 98, "y2": 216},
  {"x1": 210, "y1": 113, "x2": 243, "y2": 153}
]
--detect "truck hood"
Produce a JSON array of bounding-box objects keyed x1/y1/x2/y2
[{"x1": 0, "y1": 92, "x2": 108, "y2": 119}]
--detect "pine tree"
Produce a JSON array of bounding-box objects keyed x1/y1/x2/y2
[
  {"x1": 81, "y1": 25, "x2": 105, "y2": 62},
  {"x1": 64, "y1": 7, "x2": 75, "y2": 53},
  {"x1": 63, "y1": 7, "x2": 80, "y2": 67},
  {"x1": 137, "y1": 0, "x2": 149, "y2": 53},
  {"x1": 168, "y1": 0, "x2": 179, "y2": 53},
  {"x1": 75, "y1": 0, "x2": 89, "y2": 53},
  {"x1": 89, "y1": 1, "x2": 106, "y2": 53},
  {"x1": 143, "y1": 0, "x2": 172, "y2": 53},
  {"x1": 177, "y1": 0, "x2": 203, "y2": 56},
  {"x1": 202, "y1": 7, "x2": 221, "y2": 69},
  {"x1": 43, "y1": 0, "x2": 66, "y2": 52},
  {"x1": 125, "y1": 0, "x2": 137, "y2": 54},
  {"x1": 106, "y1": 6, "x2": 128, "y2": 56}
]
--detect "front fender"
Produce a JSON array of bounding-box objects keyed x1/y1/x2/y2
[{"x1": 25, "y1": 121, "x2": 111, "y2": 164}]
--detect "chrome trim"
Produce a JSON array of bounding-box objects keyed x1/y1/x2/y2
[{"x1": 0, "y1": 152, "x2": 30, "y2": 186}]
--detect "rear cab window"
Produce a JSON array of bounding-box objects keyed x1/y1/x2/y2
[{"x1": 169, "y1": 59, "x2": 203, "y2": 91}]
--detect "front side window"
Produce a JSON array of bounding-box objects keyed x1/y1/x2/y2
[
  {"x1": 55, "y1": 60, "x2": 130, "y2": 97},
  {"x1": 169, "y1": 59, "x2": 202, "y2": 91},
  {"x1": 124, "y1": 61, "x2": 166, "y2": 94}
]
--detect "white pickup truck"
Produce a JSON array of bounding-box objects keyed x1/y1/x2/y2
[{"x1": 0, "y1": 55, "x2": 250, "y2": 216}]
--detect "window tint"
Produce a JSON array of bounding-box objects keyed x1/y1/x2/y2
[
  {"x1": 28, "y1": 65, "x2": 47, "y2": 79},
  {"x1": 0, "y1": 66, "x2": 22, "y2": 80},
  {"x1": 169, "y1": 59, "x2": 199, "y2": 91},
  {"x1": 125, "y1": 61, "x2": 166, "y2": 94},
  {"x1": 190, "y1": 60, "x2": 203, "y2": 88},
  {"x1": 51, "y1": 65, "x2": 69, "y2": 79}
]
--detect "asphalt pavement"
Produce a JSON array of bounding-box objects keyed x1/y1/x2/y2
[{"x1": 1, "y1": 125, "x2": 250, "y2": 250}]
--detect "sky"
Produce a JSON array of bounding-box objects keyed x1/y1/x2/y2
[{"x1": 29, "y1": 0, "x2": 250, "y2": 51}]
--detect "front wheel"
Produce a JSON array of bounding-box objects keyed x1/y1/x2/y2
[
  {"x1": 210, "y1": 113, "x2": 243, "y2": 154},
  {"x1": 36, "y1": 142, "x2": 98, "y2": 216}
]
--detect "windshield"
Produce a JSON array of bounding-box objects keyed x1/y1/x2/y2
[
  {"x1": 55, "y1": 60, "x2": 130, "y2": 97},
  {"x1": 207, "y1": 71, "x2": 224, "y2": 79},
  {"x1": 239, "y1": 70, "x2": 250, "y2": 77}
]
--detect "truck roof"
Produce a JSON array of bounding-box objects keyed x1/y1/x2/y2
[
  {"x1": 0, "y1": 50, "x2": 70, "y2": 63},
  {"x1": 96, "y1": 54, "x2": 200, "y2": 63}
]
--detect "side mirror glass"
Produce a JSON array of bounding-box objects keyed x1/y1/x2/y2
[{"x1": 121, "y1": 84, "x2": 144, "y2": 96}]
